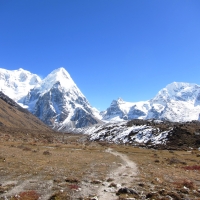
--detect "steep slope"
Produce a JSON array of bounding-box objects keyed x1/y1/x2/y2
[
  {"x1": 102, "y1": 82, "x2": 200, "y2": 122},
  {"x1": 0, "y1": 91, "x2": 51, "y2": 131},
  {"x1": 0, "y1": 68, "x2": 41, "y2": 102},
  {"x1": 22, "y1": 68, "x2": 101, "y2": 129}
]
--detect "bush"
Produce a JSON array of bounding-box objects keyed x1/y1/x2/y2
[{"x1": 182, "y1": 165, "x2": 200, "y2": 171}]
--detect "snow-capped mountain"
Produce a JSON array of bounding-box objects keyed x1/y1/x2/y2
[
  {"x1": 0, "y1": 67, "x2": 101, "y2": 129},
  {"x1": 22, "y1": 68, "x2": 101, "y2": 128},
  {"x1": 102, "y1": 82, "x2": 200, "y2": 122},
  {"x1": 101, "y1": 98, "x2": 150, "y2": 121},
  {"x1": 1, "y1": 67, "x2": 200, "y2": 129},
  {"x1": 0, "y1": 68, "x2": 41, "y2": 102}
]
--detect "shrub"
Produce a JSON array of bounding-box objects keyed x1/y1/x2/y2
[
  {"x1": 182, "y1": 165, "x2": 200, "y2": 171},
  {"x1": 43, "y1": 150, "x2": 51, "y2": 155},
  {"x1": 69, "y1": 184, "x2": 79, "y2": 190}
]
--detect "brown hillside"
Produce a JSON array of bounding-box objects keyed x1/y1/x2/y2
[{"x1": 0, "y1": 91, "x2": 51, "y2": 131}]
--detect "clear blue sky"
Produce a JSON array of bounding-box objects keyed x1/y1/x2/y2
[{"x1": 1, "y1": 0, "x2": 200, "y2": 110}]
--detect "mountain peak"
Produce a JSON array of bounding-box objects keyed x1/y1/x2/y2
[
  {"x1": 165, "y1": 82, "x2": 196, "y2": 91},
  {"x1": 110, "y1": 98, "x2": 124, "y2": 106},
  {"x1": 157, "y1": 82, "x2": 199, "y2": 100},
  {"x1": 50, "y1": 67, "x2": 71, "y2": 77},
  {"x1": 35, "y1": 67, "x2": 78, "y2": 95},
  {"x1": 117, "y1": 97, "x2": 124, "y2": 102}
]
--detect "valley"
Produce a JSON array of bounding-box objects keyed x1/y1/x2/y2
[
  {"x1": 0, "y1": 68, "x2": 200, "y2": 199},
  {"x1": 0, "y1": 130, "x2": 200, "y2": 200}
]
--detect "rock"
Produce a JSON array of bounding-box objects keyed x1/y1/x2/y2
[
  {"x1": 107, "y1": 178, "x2": 114, "y2": 182},
  {"x1": 167, "y1": 192, "x2": 182, "y2": 200},
  {"x1": 138, "y1": 183, "x2": 145, "y2": 187},
  {"x1": 88, "y1": 194, "x2": 98, "y2": 200},
  {"x1": 109, "y1": 182, "x2": 117, "y2": 188},
  {"x1": 104, "y1": 188, "x2": 116, "y2": 193},
  {"x1": 43, "y1": 150, "x2": 51, "y2": 155},
  {"x1": 89, "y1": 194, "x2": 97, "y2": 197},
  {"x1": 116, "y1": 187, "x2": 139, "y2": 196},
  {"x1": 102, "y1": 182, "x2": 109, "y2": 187},
  {"x1": 122, "y1": 174, "x2": 128, "y2": 176},
  {"x1": 65, "y1": 177, "x2": 79, "y2": 183},
  {"x1": 180, "y1": 188, "x2": 189, "y2": 194},
  {"x1": 146, "y1": 192, "x2": 160, "y2": 199},
  {"x1": 91, "y1": 180, "x2": 102, "y2": 184},
  {"x1": 155, "y1": 177, "x2": 162, "y2": 183},
  {"x1": 158, "y1": 189, "x2": 166, "y2": 195},
  {"x1": 90, "y1": 196, "x2": 98, "y2": 200}
]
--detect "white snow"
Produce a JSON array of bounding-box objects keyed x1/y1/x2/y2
[
  {"x1": 33, "y1": 67, "x2": 82, "y2": 96},
  {"x1": 84, "y1": 121, "x2": 170, "y2": 145},
  {"x1": 0, "y1": 68, "x2": 41, "y2": 102},
  {"x1": 102, "y1": 82, "x2": 200, "y2": 122}
]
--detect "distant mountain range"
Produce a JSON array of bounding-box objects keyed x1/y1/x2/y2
[
  {"x1": 1, "y1": 67, "x2": 200, "y2": 130},
  {"x1": 102, "y1": 82, "x2": 200, "y2": 122}
]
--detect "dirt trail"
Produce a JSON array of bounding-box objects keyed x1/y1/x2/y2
[{"x1": 97, "y1": 148, "x2": 138, "y2": 200}]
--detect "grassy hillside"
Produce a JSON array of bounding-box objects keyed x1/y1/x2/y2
[{"x1": 0, "y1": 91, "x2": 51, "y2": 131}]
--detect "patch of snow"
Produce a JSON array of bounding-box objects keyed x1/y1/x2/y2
[{"x1": 84, "y1": 121, "x2": 170, "y2": 145}]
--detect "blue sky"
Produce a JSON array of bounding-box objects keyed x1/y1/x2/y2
[{"x1": 1, "y1": 0, "x2": 200, "y2": 110}]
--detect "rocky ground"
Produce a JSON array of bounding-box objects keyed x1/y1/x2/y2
[{"x1": 0, "y1": 129, "x2": 200, "y2": 200}]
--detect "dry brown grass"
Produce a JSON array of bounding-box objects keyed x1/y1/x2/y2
[
  {"x1": 1, "y1": 132, "x2": 200, "y2": 199},
  {"x1": 10, "y1": 191, "x2": 40, "y2": 200},
  {"x1": 0, "y1": 97, "x2": 51, "y2": 132},
  {"x1": 110, "y1": 144, "x2": 200, "y2": 199},
  {"x1": 0, "y1": 135, "x2": 121, "y2": 199}
]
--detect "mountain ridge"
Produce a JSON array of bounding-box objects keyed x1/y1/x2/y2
[
  {"x1": 0, "y1": 68, "x2": 41, "y2": 102},
  {"x1": 102, "y1": 82, "x2": 200, "y2": 122},
  {"x1": 1, "y1": 67, "x2": 200, "y2": 130}
]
